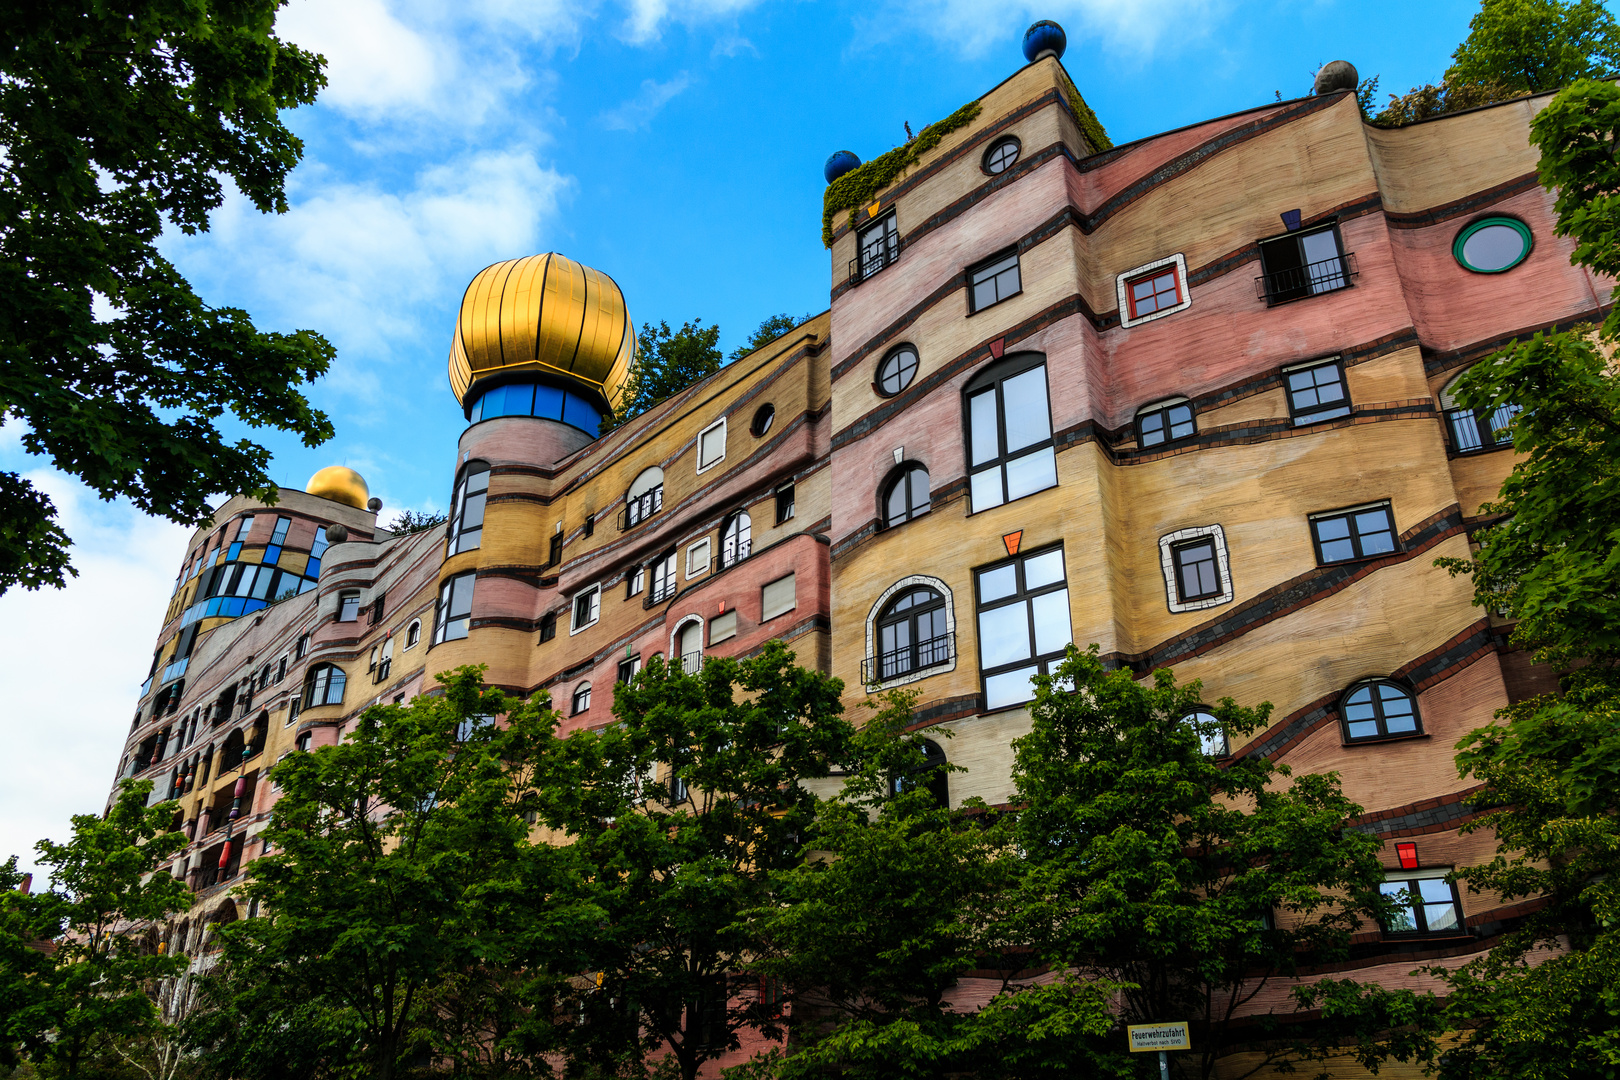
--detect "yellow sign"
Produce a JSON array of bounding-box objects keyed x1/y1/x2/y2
[{"x1": 1127, "y1": 1022, "x2": 1191, "y2": 1052}]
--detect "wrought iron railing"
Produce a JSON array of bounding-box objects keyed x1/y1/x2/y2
[
  {"x1": 719, "y1": 538, "x2": 752, "y2": 568},
  {"x1": 619, "y1": 486, "x2": 664, "y2": 531},
  {"x1": 848, "y1": 233, "x2": 901, "y2": 283},
  {"x1": 1254, "y1": 251, "x2": 1357, "y2": 305},
  {"x1": 646, "y1": 574, "x2": 677, "y2": 606},
  {"x1": 861, "y1": 633, "x2": 954, "y2": 684},
  {"x1": 680, "y1": 651, "x2": 703, "y2": 675}
]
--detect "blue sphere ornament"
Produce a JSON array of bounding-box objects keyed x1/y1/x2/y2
[
  {"x1": 824, "y1": 150, "x2": 862, "y2": 185},
  {"x1": 1022, "y1": 20, "x2": 1067, "y2": 62}
]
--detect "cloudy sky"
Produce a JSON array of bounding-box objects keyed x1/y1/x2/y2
[{"x1": 0, "y1": 0, "x2": 1488, "y2": 878}]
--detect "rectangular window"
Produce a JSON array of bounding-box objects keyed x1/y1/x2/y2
[
  {"x1": 547, "y1": 532, "x2": 563, "y2": 567},
  {"x1": 857, "y1": 212, "x2": 899, "y2": 280},
  {"x1": 337, "y1": 591, "x2": 362, "y2": 622},
  {"x1": 1310, "y1": 501, "x2": 1398, "y2": 565},
  {"x1": 227, "y1": 514, "x2": 254, "y2": 561},
  {"x1": 539, "y1": 612, "x2": 557, "y2": 643},
  {"x1": 1380, "y1": 870, "x2": 1465, "y2": 937},
  {"x1": 1257, "y1": 225, "x2": 1353, "y2": 305},
  {"x1": 969, "y1": 251, "x2": 1022, "y2": 313},
  {"x1": 617, "y1": 656, "x2": 641, "y2": 684},
  {"x1": 709, "y1": 610, "x2": 738, "y2": 646},
  {"x1": 571, "y1": 586, "x2": 600, "y2": 633},
  {"x1": 1139, "y1": 400, "x2": 1195, "y2": 448},
  {"x1": 1284, "y1": 358, "x2": 1351, "y2": 426},
  {"x1": 649, "y1": 552, "x2": 677, "y2": 602},
  {"x1": 276, "y1": 657, "x2": 287, "y2": 682},
  {"x1": 1447, "y1": 404, "x2": 1521, "y2": 454},
  {"x1": 369, "y1": 597, "x2": 385, "y2": 625},
  {"x1": 775, "y1": 483, "x2": 795, "y2": 525},
  {"x1": 447, "y1": 464, "x2": 490, "y2": 555},
  {"x1": 697, "y1": 419, "x2": 727, "y2": 473},
  {"x1": 686, "y1": 539, "x2": 711, "y2": 579},
  {"x1": 583, "y1": 513, "x2": 594, "y2": 537},
  {"x1": 761, "y1": 574, "x2": 796, "y2": 622},
  {"x1": 263, "y1": 517, "x2": 291, "y2": 565},
  {"x1": 966, "y1": 360, "x2": 1057, "y2": 512},
  {"x1": 1126, "y1": 267, "x2": 1181, "y2": 319},
  {"x1": 627, "y1": 566, "x2": 645, "y2": 598},
  {"x1": 1171, "y1": 538, "x2": 1221, "y2": 602},
  {"x1": 975, "y1": 544, "x2": 1072, "y2": 711},
  {"x1": 433, "y1": 573, "x2": 475, "y2": 644}
]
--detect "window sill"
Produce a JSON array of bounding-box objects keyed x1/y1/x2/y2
[
  {"x1": 1316, "y1": 550, "x2": 1405, "y2": 569},
  {"x1": 1343, "y1": 731, "x2": 1430, "y2": 748}
]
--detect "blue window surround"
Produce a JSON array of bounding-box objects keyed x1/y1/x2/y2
[{"x1": 469, "y1": 381, "x2": 603, "y2": 436}]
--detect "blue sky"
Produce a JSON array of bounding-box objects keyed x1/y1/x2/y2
[{"x1": 1, "y1": 0, "x2": 1492, "y2": 874}]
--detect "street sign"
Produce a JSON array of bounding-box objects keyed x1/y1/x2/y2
[{"x1": 1127, "y1": 1022, "x2": 1191, "y2": 1052}]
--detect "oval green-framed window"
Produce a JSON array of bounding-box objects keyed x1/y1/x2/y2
[{"x1": 1454, "y1": 217, "x2": 1533, "y2": 274}]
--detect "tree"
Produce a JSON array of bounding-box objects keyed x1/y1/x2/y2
[
  {"x1": 384, "y1": 509, "x2": 449, "y2": 536},
  {"x1": 534, "y1": 642, "x2": 854, "y2": 1080},
  {"x1": 0, "y1": 780, "x2": 192, "y2": 1077},
  {"x1": 728, "y1": 313, "x2": 818, "y2": 362},
  {"x1": 1007, "y1": 647, "x2": 1439, "y2": 1080},
  {"x1": 1450, "y1": 0, "x2": 1620, "y2": 95},
  {"x1": 199, "y1": 667, "x2": 599, "y2": 1080},
  {"x1": 604, "y1": 319, "x2": 722, "y2": 430},
  {"x1": 0, "y1": 0, "x2": 335, "y2": 596},
  {"x1": 1374, "y1": 75, "x2": 1516, "y2": 125},
  {"x1": 742, "y1": 691, "x2": 1119, "y2": 1080}
]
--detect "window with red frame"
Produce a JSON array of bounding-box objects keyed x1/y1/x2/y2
[{"x1": 1126, "y1": 267, "x2": 1182, "y2": 319}]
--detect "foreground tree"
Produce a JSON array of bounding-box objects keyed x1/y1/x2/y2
[
  {"x1": 0, "y1": 781, "x2": 191, "y2": 1076},
  {"x1": 605, "y1": 319, "x2": 723, "y2": 429},
  {"x1": 191, "y1": 668, "x2": 599, "y2": 1080},
  {"x1": 1009, "y1": 648, "x2": 1439, "y2": 1080},
  {"x1": 536, "y1": 642, "x2": 853, "y2": 1080},
  {"x1": 0, "y1": 0, "x2": 334, "y2": 595}
]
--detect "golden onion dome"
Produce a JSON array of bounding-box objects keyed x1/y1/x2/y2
[
  {"x1": 447, "y1": 252, "x2": 634, "y2": 412},
  {"x1": 305, "y1": 466, "x2": 370, "y2": 510}
]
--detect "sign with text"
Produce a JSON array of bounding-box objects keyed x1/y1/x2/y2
[{"x1": 1127, "y1": 1022, "x2": 1191, "y2": 1052}]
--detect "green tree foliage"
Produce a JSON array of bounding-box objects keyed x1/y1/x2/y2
[
  {"x1": 0, "y1": 781, "x2": 191, "y2": 1076},
  {"x1": 604, "y1": 319, "x2": 723, "y2": 430},
  {"x1": 1374, "y1": 75, "x2": 1516, "y2": 125},
  {"x1": 1426, "y1": 76, "x2": 1620, "y2": 1080},
  {"x1": 1451, "y1": 0, "x2": 1620, "y2": 94},
  {"x1": 743, "y1": 691, "x2": 1118, "y2": 1080},
  {"x1": 0, "y1": 0, "x2": 335, "y2": 596},
  {"x1": 384, "y1": 509, "x2": 449, "y2": 536},
  {"x1": 1008, "y1": 647, "x2": 1438, "y2": 1079},
  {"x1": 190, "y1": 668, "x2": 599, "y2": 1080},
  {"x1": 534, "y1": 642, "x2": 853, "y2": 1080},
  {"x1": 728, "y1": 313, "x2": 818, "y2": 362}
]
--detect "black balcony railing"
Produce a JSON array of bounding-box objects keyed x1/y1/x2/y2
[
  {"x1": 645, "y1": 575, "x2": 677, "y2": 607},
  {"x1": 719, "y1": 538, "x2": 752, "y2": 568},
  {"x1": 848, "y1": 233, "x2": 901, "y2": 283},
  {"x1": 1255, "y1": 251, "x2": 1357, "y2": 305},
  {"x1": 861, "y1": 633, "x2": 954, "y2": 685},
  {"x1": 619, "y1": 486, "x2": 664, "y2": 531}
]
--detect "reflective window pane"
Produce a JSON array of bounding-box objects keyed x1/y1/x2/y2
[
  {"x1": 984, "y1": 666, "x2": 1038, "y2": 710},
  {"x1": 978, "y1": 604, "x2": 1032, "y2": 668},
  {"x1": 1023, "y1": 550, "x2": 1065, "y2": 589},
  {"x1": 969, "y1": 389, "x2": 1000, "y2": 465},
  {"x1": 970, "y1": 467, "x2": 1003, "y2": 511},
  {"x1": 1030, "y1": 589, "x2": 1071, "y2": 655},
  {"x1": 977, "y1": 564, "x2": 1018, "y2": 603},
  {"x1": 1004, "y1": 446, "x2": 1057, "y2": 502},
  {"x1": 1002, "y1": 368, "x2": 1051, "y2": 453}
]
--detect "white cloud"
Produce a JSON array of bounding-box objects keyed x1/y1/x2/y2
[
  {"x1": 0, "y1": 472, "x2": 191, "y2": 881},
  {"x1": 867, "y1": 0, "x2": 1230, "y2": 58},
  {"x1": 600, "y1": 73, "x2": 693, "y2": 131},
  {"x1": 278, "y1": 0, "x2": 442, "y2": 116},
  {"x1": 621, "y1": 0, "x2": 765, "y2": 43}
]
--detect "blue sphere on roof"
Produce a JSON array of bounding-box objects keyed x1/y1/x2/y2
[
  {"x1": 1022, "y1": 20, "x2": 1067, "y2": 62},
  {"x1": 824, "y1": 150, "x2": 862, "y2": 185}
]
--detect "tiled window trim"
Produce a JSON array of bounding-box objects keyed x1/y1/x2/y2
[
  {"x1": 1117, "y1": 253, "x2": 1191, "y2": 328},
  {"x1": 863, "y1": 574, "x2": 957, "y2": 692},
  {"x1": 1158, "y1": 524, "x2": 1234, "y2": 613}
]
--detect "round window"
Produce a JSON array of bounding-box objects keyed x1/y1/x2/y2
[
  {"x1": 1453, "y1": 217, "x2": 1532, "y2": 274},
  {"x1": 983, "y1": 137, "x2": 1021, "y2": 175},
  {"x1": 876, "y1": 346, "x2": 919, "y2": 396},
  {"x1": 750, "y1": 403, "x2": 775, "y2": 437}
]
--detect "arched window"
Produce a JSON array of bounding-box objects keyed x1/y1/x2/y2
[
  {"x1": 625, "y1": 467, "x2": 665, "y2": 528},
  {"x1": 1340, "y1": 679, "x2": 1421, "y2": 743},
  {"x1": 571, "y1": 682, "x2": 592, "y2": 715},
  {"x1": 1137, "y1": 397, "x2": 1195, "y2": 448},
  {"x1": 882, "y1": 464, "x2": 930, "y2": 528},
  {"x1": 963, "y1": 354, "x2": 1056, "y2": 512},
  {"x1": 891, "y1": 738, "x2": 949, "y2": 806},
  {"x1": 874, "y1": 587, "x2": 949, "y2": 681},
  {"x1": 405, "y1": 620, "x2": 421, "y2": 649},
  {"x1": 1182, "y1": 708, "x2": 1228, "y2": 757},
  {"x1": 720, "y1": 511, "x2": 752, "y2": 567},
  {"x1": 446, "y1": 461, "x2": 490, "y2": 556},
  {"x1": 304, "y1": 664, "x2": 346, "y2": 709},
  {"x1": 377, "y1": 637, "x2": 394, "y2": 681},
  {"x1": 1440, "y1": 371, "x2": 1519, "y2": 453},
  {"x1": 677, "y1": 621, "x2": 703, "y2": 674}
]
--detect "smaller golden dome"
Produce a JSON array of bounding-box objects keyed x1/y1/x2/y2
[{"x1": 306, "y1": 466, "x2": 370, "y2": 510}]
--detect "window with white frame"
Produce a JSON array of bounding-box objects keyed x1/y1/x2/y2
[
  {"x1": 570, "y1": 584, "x2": 601, "y2": 633},
  {"x1": 1117, "y1": 254, "x2": 1191, "y2": 327},
  {"x1": 1157, "y1": 525, "x2": 1234, "y2": 613},
  {"x1": 649, "y1": 551, "x2": 677, "y2": 602},
  {"x1": 686, "y1": 539, "x2": 711, "y2": 579},
  {"x1": 697, "y1": 419, "x2": 727, "y2": 473}
]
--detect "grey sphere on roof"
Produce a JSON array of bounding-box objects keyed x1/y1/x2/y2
[
  {"x1": 326, "y1": 523, "x2": 349, "y2": 545},
  {"x1": 1314, "y1": 60, "x2": 1359, "y2": 96},
  {"x1": 367, "y1": 497, "x2": 383, "y2": 511}
]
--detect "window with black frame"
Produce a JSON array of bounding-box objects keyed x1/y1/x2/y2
[
  {"x1": 720, "y1": 511, "x2": 752, "y2": 567},
  {"x1": 337, "y1": 591, "x2": 362, "y2": 622},
  {"x1": 1138, "y1": 398, "x2": 1195, "y2": 447},
  {"x1": 975, "y1": 545, "x2": 1072, "y2": 710},
  {"x1": 876, "y1": 345, "x2": 919, "y2": 396},
  {"x1": 624, "y1": 467, "x2": 664, "y2": 528},
  {"x1": 873, "y1": 587, "x2": 950, "y2": 682},
  {"x1": 304, "y1": 664, "x2": 346, "y2": 708},
  {"x1": 433, "y1": 572, "x2": 475, "y2": 644},
  {"x1": 965, "y1": 355, "x2": 1057, "y2": 511},
  {"x1": 968, "y1": 251, "x2": 1021, "y2": 312},
  {"x1": 775, "y1": 483, "x2": 795, "y2": 524},
  {"x1": 858, "y1": 212, "x2": 899, "y2": 279},
  {"x1": 648, "y1": 551, "x2": 676, "y2": 603},
  {"x1": 890, "y1": 738, "x2": 949, "y2": 805},
  {"x1": 882, "y1": 464, "x2": 931, "y2": 528},
  {"x1": 1284, "y1": 358, "x2": 1351, "y2": 425},
  {"x1": 1380, "y1": 872, "x2": 1464, "y2": 936},
  {"x1": 1171, "y1": 537, "x2": 1222, "y2": 602},
  {"x1": 1182, "y1": 708, "x2": 1228, "y2": 757},
  {"x1": 571, "y1": 682, "x2": 591, "y2": 715},
  {"x1": 1310, "y1": 501, "x2": 1398, "y2": 565},
  {"x1": 1439, "y1": 372, "x2": 1520, "y2": 453},
  {"x1": 1257, "y1": 225, "x2": 1353, "y2": 304},
  {"x1": 1340, "y1": 679, "x2": 1421, "y2": 742}
]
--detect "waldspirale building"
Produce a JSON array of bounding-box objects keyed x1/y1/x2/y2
[{"x1": 109, "y1": 27, "x2": 1599, "y2": 1070}]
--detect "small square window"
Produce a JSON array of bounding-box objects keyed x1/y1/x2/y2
[
  {"x1": 968, "y1": 251, "x2": 1021, "y2": 313},
  {"x1": 761, "y1": 574, "x2": 796, "y2": 622},
  {"x1": 775, "y1": 483, "x2": 795, "y2": 525},
  {"x1": 570, "y1": 586, "x2": 600, "y2": 633},
  {"x1": 1284, "y1": 359, "x2": 1351, "y2": 426},
  {"x1": 697, "y1": 419, "x2": 727, "y2": 473},
  {"x1": 857, "y1": 212, "x2": 900, "y2": 280},
  {"x1": 1380, "y1": 872, "x2": 1464, "y2": 937},
  {"x1": 1172, "y1": 538, "x2": 1221, "y2": 602},
  {"x1": 1310, "y1": 502, "x2": 1398, "y2": 565},
  {"x1": 686, "y1": 539, "x2": 712, "y2": 578},
  {"x1": 337, "y1": 592, "x2": 362, "y2": 622},
  {"x1": 1117, "y1": 255, "x2": 1191, "y2": 327},
  {"x1": 1157, "y1": 525, "x2": 1233, "y2": 613},
  {"x1": 1138, "y1": 399, "x2": 1195, "y2": 448}
]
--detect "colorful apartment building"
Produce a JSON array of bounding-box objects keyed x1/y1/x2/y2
[{"x1": 110, "y1": 28, "x2": 1597, "y2": 1064}]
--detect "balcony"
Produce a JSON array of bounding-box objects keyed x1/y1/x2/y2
[
  {"x1": 718, "y1": 538, "x2": 752, "y2": 569},
  {"x1": 680, "y1": 651, "x2": 703, "y2": 675},
  {"x1": 619, "y1": 486, "x2": 664, "y2": 531},
  {"x1": 861, "y1": 633, "x2": 954, "y2": 685},
  {"x1": 848, "y1": 232, "x2": 901, "y2": 284},
  {"x1": 1254, "y1": 251, "x2": 1357, "y2": 306}
]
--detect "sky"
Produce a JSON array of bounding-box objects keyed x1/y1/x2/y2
[{"x1": 0, "y1": 0, "x2": 1495, "y2": 880}]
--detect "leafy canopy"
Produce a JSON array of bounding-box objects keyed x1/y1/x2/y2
[
  {"x1": 0, "y1": 0, "x2": 335, "y2": 595},
  {"x1": 604, "y1": 318, "x2": 724, "y2": 431},
  {"x1": 728, "y1": 313, "x2": 819, "y2": 362},
  {"x1": 1451, "y1": 0, "x2": 1620, "y2": 94}
]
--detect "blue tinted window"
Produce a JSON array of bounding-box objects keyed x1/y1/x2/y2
[{"x1": 534, "y1": 384, "x2": 564, "y2": 420}]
